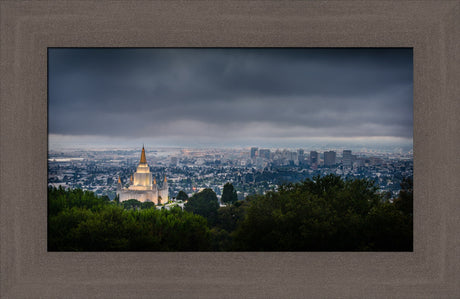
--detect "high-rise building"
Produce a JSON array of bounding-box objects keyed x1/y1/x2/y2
[
  {"x1": 310, "y1": 151, "x2": 318, "y2": 165},
  {"x1": 258, "y1": 149, "x2": 270, "y2": 160},
  {"x1": 324, "y1": 151, "x2": 336, "y2": 166},
  {"x1": 342, "y1": 150, "x2": 352, "y2": 168},
  {"x1": 291, "y1": 151, "x2": 299, "y2": 165},
  {"x1": 117, "y1": 146, "x2": 169, "y2": 204},
  {"x1": 297, "y1": 149, "x2": 305, "y2": 165},
  {"x1": 250, "y1": 147, "x2": 258, "y2": 159}
]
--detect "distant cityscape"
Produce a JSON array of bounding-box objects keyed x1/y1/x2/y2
[{"x1": 48, "y1": 146, "x2": 413, "y2": 202}]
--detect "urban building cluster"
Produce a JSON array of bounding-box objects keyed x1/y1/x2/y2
[
  {"x1": 249, "y1": 147, "x2": 384, "y2": 169},
  {"x1": 48, "y1": 146, "x2": 413, "y2": 203}
]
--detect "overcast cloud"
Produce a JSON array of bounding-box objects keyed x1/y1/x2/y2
[{"x1": 48, "y1": 48, "x2": 413, "y2": 148}]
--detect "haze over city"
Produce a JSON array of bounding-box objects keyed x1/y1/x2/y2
[{"x1": 48, "y1": 48, "x2": 413, "y2": 151}]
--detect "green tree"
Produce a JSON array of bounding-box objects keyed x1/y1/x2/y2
[
  {"x1": 141, "y1": 201, "x2": 155, "y2": 209},
  {"x1": 176, "y1": 190, "x2": 189, "y2": 201},
  {"x1": 48, "y1": 187, "x2": 213, "y2": 251},
  {"x1": 221, "y1": 182, "x2": 238, "y2": 205},
  {"x1": 184, "y1": 188, "x2": 219, "y2": 225},
  {"x1": 48, "y1": 207, "x2": 94, "y2": 250},
  {"x1": 209, "y1": 227, "x2": 232, "y2": 251},
  {"x1": 233, "y1": 175, "x2": 412, "y2": 251},
  {"x1": 121, "y1": 199, "x2": 142, "y2": 210},
  {"x1": 48, "y1": 176, "x2": 413, "y2": 252},
  {"x1": 393, "y1": 177, "x2": 413, "y2": 215},
  {"x1": 72, "y1": 205, "x2": 130, "y2": 251},
  {"x1": 216, "y1": 201, "x2": 249, "y2": 232},
  {"x1": 365, "y1": 203, "x2": 413, "y2": 251},
  {"x1": 100, "y1": 195, "x2": 110, "y2": 202}
]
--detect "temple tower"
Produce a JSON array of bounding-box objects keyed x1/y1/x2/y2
[
  {"x1": 132, "y1": 146, "x2": 153, "y2": 190},
  {"x1": 116, "y1": 146, "x2": 169, "y2": 205}
]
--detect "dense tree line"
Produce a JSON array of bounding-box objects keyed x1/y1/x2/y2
[
  {"x1": 48, "y1": 187, "x2": 210, "y2": 251},
  {"x1": 232, "y1": 175, "x2": 412, "y2": 251},
  {"x1": 48, "y1": 174, "x2": 412, "y2": 251}
]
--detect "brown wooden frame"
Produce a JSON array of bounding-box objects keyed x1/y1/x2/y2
[{"x1": 1, "y1": 1, "x2": 459, "y2": 297}]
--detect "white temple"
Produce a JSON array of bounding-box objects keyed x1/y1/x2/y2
[{"x1": 116, "y1": 146, "x2": 168, "y2": 204}]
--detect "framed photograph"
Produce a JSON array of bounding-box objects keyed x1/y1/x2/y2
[
  {"x1": 1, "y1": 1, "x2": 459, "y2": 297},
  {"x1": 47, "y1": 47, "x2": 414, "y2": 253}
]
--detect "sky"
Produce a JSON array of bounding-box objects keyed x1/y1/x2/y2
[{"x1": 48, "y1": 48, "x2": 413, "y2": 150}]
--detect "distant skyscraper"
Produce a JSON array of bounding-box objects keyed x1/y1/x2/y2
[
  {"x1": 310, "y1": 151, "x2": 318, "y2": 165},
  {"x1": 324, "y1": 151, "x2": 336, "y2": 166},
  {"x1": 170, "y1": 156, "x2": 178, "y2": 166},
  {"x1": 250, "y1": 147, "x2": 258, "y2": 159},
  {"x1": 297, "y1": 149, "x2": 305, "y2": 165},
  {"x1": 258, "y1": 149, "x2": 270, "y2": 159},
  {"x1": 342, "y1": 150, "x2": 352, "y2": 167}
]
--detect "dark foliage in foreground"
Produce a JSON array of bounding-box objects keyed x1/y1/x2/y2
[
  {"x1": 184, "y1": 188, "x2": 219, "y2": 226},
  {"x1": 48, "y1": 187, "x2": 210, "y2": 251},
  {"x1": 232, "y1": 175, "x2": 412, "y2": 251},
  {"x1": 48, "y1": 175, "x2": 412, "y2": 251}
]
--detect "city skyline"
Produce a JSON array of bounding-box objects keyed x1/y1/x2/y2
[{"x1": 49, "y1": 48, "x2": 413, "y2": 150}]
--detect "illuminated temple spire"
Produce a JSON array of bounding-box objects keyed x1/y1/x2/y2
[
  {"x1": 117, "y1": 145, "x2": 169, "y2": 205},
  {"x1": 140, "y1": 145, "x2": 147, "y2": 164}
]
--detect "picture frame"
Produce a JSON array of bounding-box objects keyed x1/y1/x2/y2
[{"x1": 1, "y1": 1, "x2": 458, "y2": 297}]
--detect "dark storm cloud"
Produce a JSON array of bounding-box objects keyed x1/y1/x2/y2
[{"x1": 48, "y1": 48, "x2": 413, "y2": 144}]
